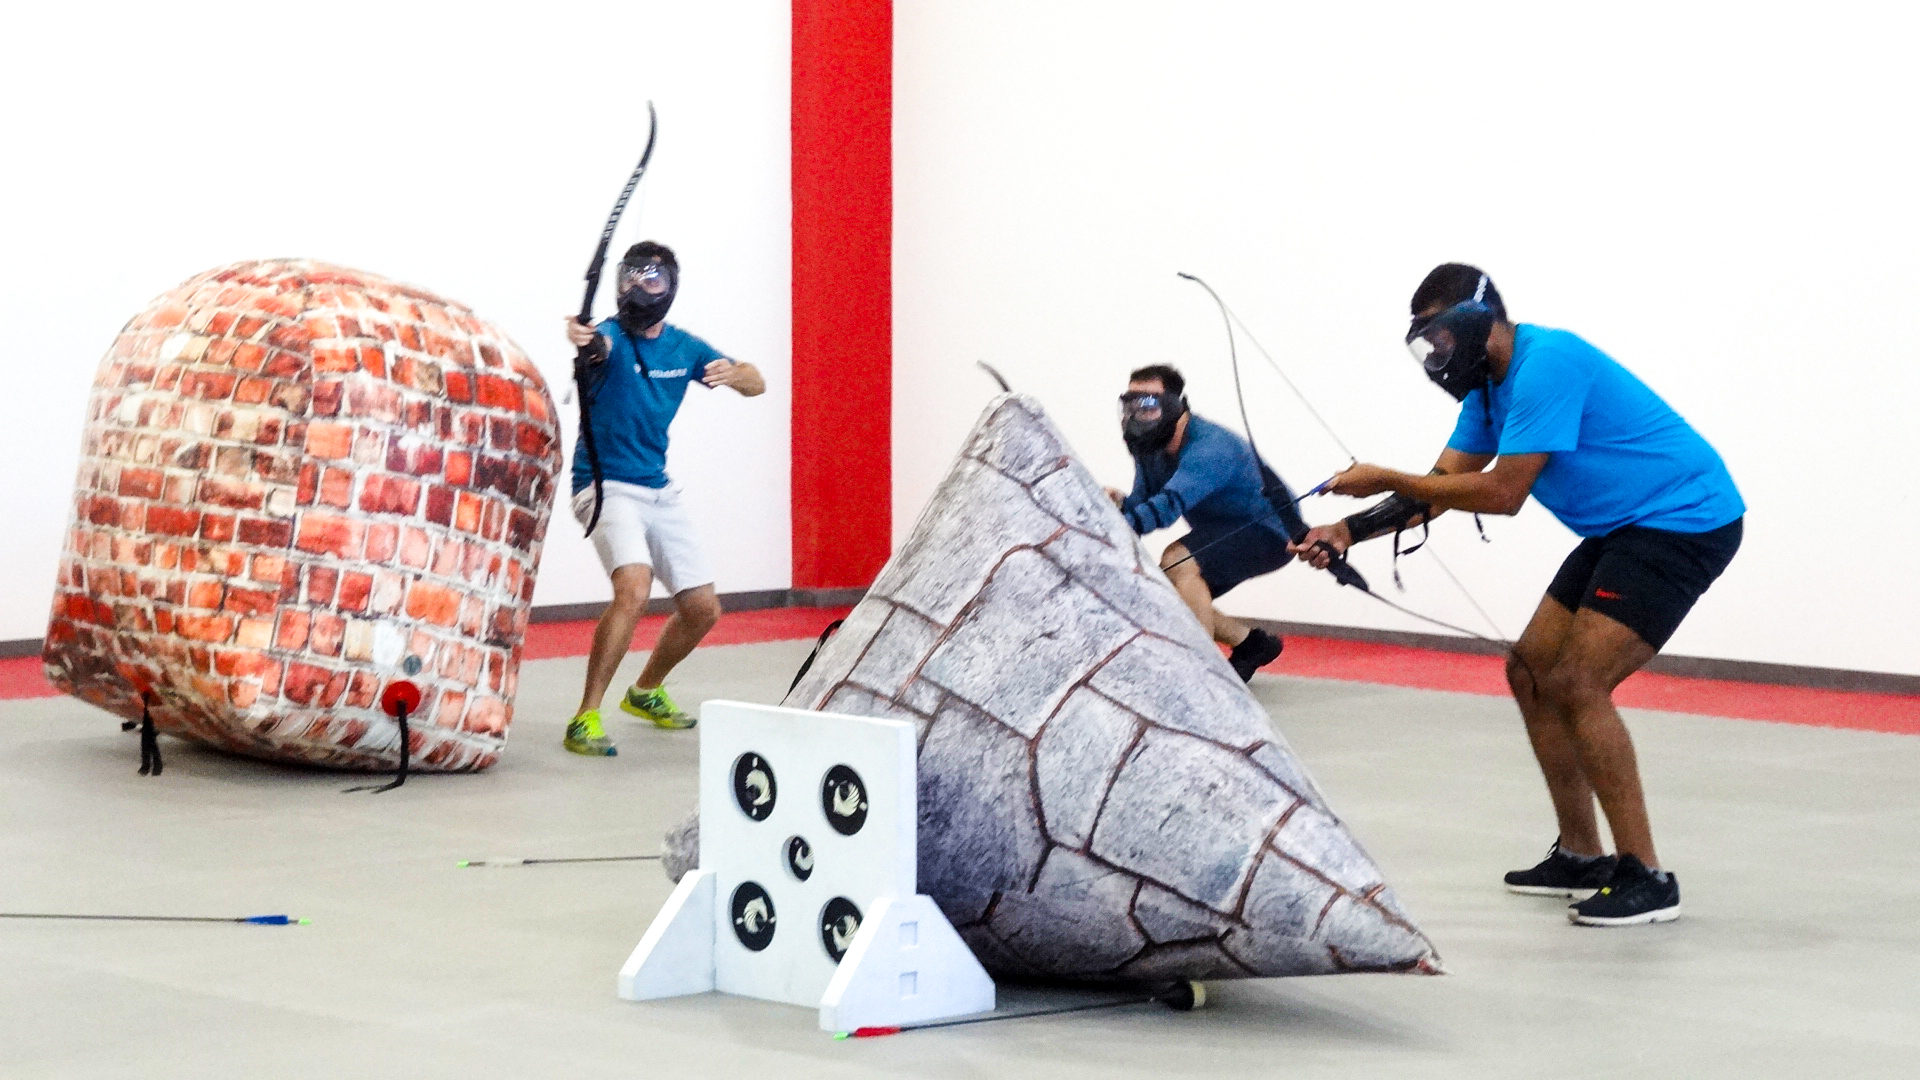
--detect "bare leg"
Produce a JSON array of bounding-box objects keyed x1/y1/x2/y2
[
  {"x1": 1507, "y1": 595, "x2": 1605, "y2": 856},
  {"x1": 635, "y1": 584, "x2": 723, "y2": 690},
  {"x1": 578, "y1": 563, "x2": 653, "y2": 715},
  {"x1": 1161, "y1": 543, "x2": 1249, "y2": 646},
  {"x1": 1541, "y1": 609, "x2": 1661, "y2": 868}
]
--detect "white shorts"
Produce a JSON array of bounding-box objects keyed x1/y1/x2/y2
[{"x1": 569, "y1": 480, "x2": 714, "y2": 595}]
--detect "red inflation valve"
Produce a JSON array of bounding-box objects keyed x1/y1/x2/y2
[{"x1": 381, "y1": 680, "x2": 423, "y2": 717}]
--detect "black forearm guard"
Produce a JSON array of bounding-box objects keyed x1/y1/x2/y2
[{"x1": 1343, "y1": 493, "x2": 1432, "y2": 544}]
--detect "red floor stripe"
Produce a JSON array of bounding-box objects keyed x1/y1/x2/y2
[
  {"x1": 0, "y1": 608, "x2": 853, "y2": 702},
  {"x1": 1256, "y1": 636, "x2": 1920, "y2": 736},
  {"x1": 7, "y1": 611, "x2": 1914, "y2": 736},
  {"x1": 0, "y1": 654, "x2": 53, "y2": 700},
  {"x1": 520, "y1": 606, "x2": 850, "y2": 660}
]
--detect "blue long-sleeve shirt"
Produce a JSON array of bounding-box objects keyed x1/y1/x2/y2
[{"x1": 1120, "y1": 415, "x2": 1306, "y2": 540}]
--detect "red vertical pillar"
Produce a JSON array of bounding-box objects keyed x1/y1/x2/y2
[{"x1": 790, "y1": 0, "x2": 891, "y2": 591}]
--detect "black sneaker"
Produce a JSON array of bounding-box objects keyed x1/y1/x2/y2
[
  {"x1": 1503, "y1": 840, "x2": 1617, "y2": 897},
  {"x1": 1568, "y1": 854, "x2": 1680, "y2": 926},
  {"x1": 1229, "y1": 628, "x2": 1284, "y2": 682}
]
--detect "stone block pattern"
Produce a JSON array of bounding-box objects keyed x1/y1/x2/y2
[
  {"x1": 43, "y1": 260, "x2": 561, "y2": 771},
  {"x1": 776, "y1": 394, "x2": 1440, "y2": 980}
]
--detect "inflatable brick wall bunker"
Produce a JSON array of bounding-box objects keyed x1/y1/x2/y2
[{"x1": 43, "y1": 260, "x2": 561, "y2": 771}]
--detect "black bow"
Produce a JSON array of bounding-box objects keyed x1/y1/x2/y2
[{"x1": 573, "y1": 103, "x2": 659, "y2": 537}]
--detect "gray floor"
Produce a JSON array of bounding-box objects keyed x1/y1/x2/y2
[{"x1": 3, "y1": 639, "x2": 1917, "y2": 1079}]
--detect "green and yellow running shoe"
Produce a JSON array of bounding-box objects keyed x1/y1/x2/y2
[
  {"x1": 564, "y1": 709, "x2": 617, "y2": 756},
  {"x1": 620, "y1": 685, "x2": 697, "y2": 729}
]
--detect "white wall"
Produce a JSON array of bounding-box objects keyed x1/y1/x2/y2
[
  {"x1": 0, "y1": 0, "x2": 792, "y2": 642},
  {"x1": 896, "y1": 3, "x2": 1919, "y2": 676}
]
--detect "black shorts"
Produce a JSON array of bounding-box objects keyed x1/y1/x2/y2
[
  {"x1": 1179, "y1": 523, "x2": 1292, "y2": 599},
  {"x1": 1545, "y1": 518, "x2": 1743, "y2": 650}
]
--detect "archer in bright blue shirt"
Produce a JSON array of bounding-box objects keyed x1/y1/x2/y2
[{"x1": 1293, "y1": 263, "x2": 1746, "y2": 925}]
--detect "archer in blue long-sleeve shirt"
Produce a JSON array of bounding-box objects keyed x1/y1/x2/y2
[{"x1": 1110, "y1": 364, "x2": 1302, "y2": 682}]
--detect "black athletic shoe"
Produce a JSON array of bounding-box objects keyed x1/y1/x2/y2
[
  {"x1": 1503, "y1": 840, "x2": 1618, "y2": 897},
  {"x1": 1568, "y1": 854, "x2": 1681, "y2": 926},
  {"x1": 1229, "y1": 628, "x2": 1284, "y2": 682}
]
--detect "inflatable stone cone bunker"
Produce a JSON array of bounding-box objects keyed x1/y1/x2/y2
[
  {"x1": 43, "y1": 260, "x2": 562, "y2": 771},
  {"x1": 667, "y1": 393, "x2": 1440, "y2": 981}
]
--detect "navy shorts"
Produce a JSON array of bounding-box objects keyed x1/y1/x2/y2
[
  {"x1": 1545, "y1": 518, "x2": 1743, "y2": 650},
  {"x1": 1178, "y1": 523, "x2": 1293, "y2": 598}
]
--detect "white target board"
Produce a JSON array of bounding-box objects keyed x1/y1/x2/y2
[{"x1": 618, "y1": 700, "x2": 994, "y2": 1032}]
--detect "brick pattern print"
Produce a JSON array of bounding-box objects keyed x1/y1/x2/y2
[
  {"x1": 665, "y1": 395, "x2": 1440, "y2": 980},
  {"x1": 43, "y1": 260, "x2": 562, "y2": 771}
]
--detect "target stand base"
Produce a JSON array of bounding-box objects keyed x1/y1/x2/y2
[
  {"x1": 618, "y1": 870, "x2": 717, "y2": 1000},
  {"x1": 817, "y1": 893, "x2": 994, "y2": 1033},
  {"x1": 618, "y1": 872, "x2": 993, "y2": 1032}
]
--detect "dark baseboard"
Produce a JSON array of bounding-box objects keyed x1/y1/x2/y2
[
  {"x1": 1249, "y1": 618, "x2": 1920, "y2": 696},
  {"x1": 780, "y1": 587, "x2": 869, "y2": 610},
  {"x1": 528, "y1": 586, "x2": 867, "y2": 624}
]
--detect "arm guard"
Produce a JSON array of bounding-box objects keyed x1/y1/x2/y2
[{"x1": 1342, "y1": 493, "x2": 1433, "y2": 544}]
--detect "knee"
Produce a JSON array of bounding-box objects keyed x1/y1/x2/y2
[
  {"x1": 1505, "y1": 651, "x2": 1545, "y2": 703},
  {"x1": 1537, "y1": 659, "x2": 1607, "y2": 714},
  {"x1": 609, "y1": 575, "x2": 652, "y2": 613},
  {"x1": 678, "y1": 591, "x2": 722, "y2": 632}
]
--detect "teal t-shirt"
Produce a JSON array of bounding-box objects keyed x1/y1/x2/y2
[
  {"x1": 571, "y1": 320, "x2": 722, "y2": 493},
  {"x1": 1447, "y1": 325, "x2": 1744, "y2": 537}
]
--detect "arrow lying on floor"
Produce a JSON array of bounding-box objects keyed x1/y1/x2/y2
[
  {"x1": 456, "y1": 855, "x2": 662, "y2": 868},
  {"x1": 1, "y1": 913, "x2": 307, "y2": 925}
]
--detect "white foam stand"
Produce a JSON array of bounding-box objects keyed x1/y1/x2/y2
[
  {"x1": 817, "y1": 893, "x2": 994, "y2": 1033},
  {"x1": 619, "y1": 870, "x2": 716, "y2": 999},
  {"x1": 617, "y1": 701, "x2": 994, "y2": 1033}
]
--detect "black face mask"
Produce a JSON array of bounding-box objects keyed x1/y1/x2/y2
[
  {"x1": 1406, "y1": 274, "x2": 1495, "y2": 402},
  {"x1": 615, "y1": 258, "x2": 676, "y2": 335},
  {"x1": 1120, "y1": 390, "x2": 1185, "y2": 455}
]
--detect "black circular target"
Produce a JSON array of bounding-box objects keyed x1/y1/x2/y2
[
  {"x1": 729, "y1": 882, "x2": 776, "y2": 951},
  {"x1": 819, "y1": 897, "x2": 862, "y2": 962},
  {"x1": 820, "y1": 765, "x2": 869, "y2": 836},
  {"x1": 732, "y1": 752, "x2": 777, "y2": 821},
  {"x1": 785, "y1": 835, "x2": 815, "y2": 882}
]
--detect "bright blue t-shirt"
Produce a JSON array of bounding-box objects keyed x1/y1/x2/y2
[
  {"x1": 570, "y1": 320, "x2": 722, "y2": 493},
  {"x1": 1446, "y1": 324, "x2": 1743, "y2": 537}
]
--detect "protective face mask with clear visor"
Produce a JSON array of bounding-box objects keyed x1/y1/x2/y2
[
  {"x1": 618, "y1": 260, "x2": 673, "y2": 298},
  {"x1": 1405, "y1": 274, "x2": 1495, "y2": 402},
  {"x1": 615, "y1": 258, "x2": 677, "y2": 333},
  {"x1": 1119, "y1": 390, "x2": 1184, "y2": 454}
]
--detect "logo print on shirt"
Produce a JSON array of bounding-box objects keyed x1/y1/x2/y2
[{"x1": 647, "y1": 367, "x2": 689, "y2": 379}]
